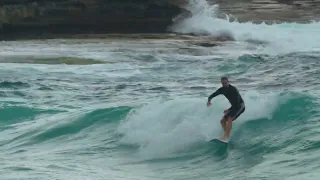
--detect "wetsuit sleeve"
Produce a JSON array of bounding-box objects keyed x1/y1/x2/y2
[
  {"x1": 208, "y1": 88, "x2": 222, "y2": 102},
  {"x1": 234, "y1": 86, "x2": 242, "y2": 106}
]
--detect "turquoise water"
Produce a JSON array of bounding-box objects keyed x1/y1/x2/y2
[{"x1": 1, "y1": 1, "x2": 320, "y2": 180}]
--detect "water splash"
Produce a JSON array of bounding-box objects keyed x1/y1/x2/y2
[
  {"x1": 117, "y1": 90, "x2": 279, "y2": 159},
  {"x1": 169, "y1": 0, "x2": 320, "y2": 55}
]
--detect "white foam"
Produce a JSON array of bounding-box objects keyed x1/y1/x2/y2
[
  {"x1": 169, "y1": 0, "x2": 320, "y2": 55},
  {"x1": 117, "y1": 90, "x2": 279, "y2": 159},
  {"x1": 0, "y1": 41, "x2": 116, "y2": 61}
]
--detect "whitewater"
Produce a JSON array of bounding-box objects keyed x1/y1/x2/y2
[{"x1": 1, "y1": 0, "x2": 320, "y2": 179}]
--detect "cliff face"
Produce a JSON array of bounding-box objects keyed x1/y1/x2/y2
[{"x1": 0, "y1": 0, "x2": 187, "y2": 40}]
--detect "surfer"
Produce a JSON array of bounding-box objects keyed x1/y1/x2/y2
[{"x1": 207, "y1": 77, "x2": 245, "y2": 141}]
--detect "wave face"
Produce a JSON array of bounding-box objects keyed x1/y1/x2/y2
[
  {"x1": 1, "y1": 1, "x2": 320, "y2": 179},
  {"x1": 1, "y1": 92, "x2": 319, "y2": 180}
]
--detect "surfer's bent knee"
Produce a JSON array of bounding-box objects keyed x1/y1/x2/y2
[
  {"x1": 226, "y1": 117, "x2": 233, "y2": 122},
  {"x1": 220, "y1": 118, "x2": 227, "y2": 123}
]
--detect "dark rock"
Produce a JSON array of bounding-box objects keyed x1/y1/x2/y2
[{"x1": 0, "y1": 0, "x2": 187, "y2": 40}]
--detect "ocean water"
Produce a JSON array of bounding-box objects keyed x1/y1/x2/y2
[{"x1": 1, "y1": 0, "x2": 320, "y2": 179}]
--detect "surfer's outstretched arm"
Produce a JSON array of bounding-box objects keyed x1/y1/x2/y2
[{"x1": 207, "y1": 88, "x2": 222, "y2": 104}]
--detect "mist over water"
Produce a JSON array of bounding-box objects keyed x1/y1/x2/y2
[{"x1": 0, "y1": 0, "x2": 320, "y2": 179}]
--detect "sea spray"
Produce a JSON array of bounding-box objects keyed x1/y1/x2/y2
[
  {"x1": 169, "y1": 0, "x2": 320, "y2": 55},
  {"x1": 117, "y1": 91, "x2": 280, "y2": 159}
]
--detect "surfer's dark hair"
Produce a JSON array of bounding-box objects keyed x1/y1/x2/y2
[{"x1": 221, "y1": 77, "x2": 228, "y2": 81}]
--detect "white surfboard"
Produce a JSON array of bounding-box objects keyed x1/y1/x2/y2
[{"x1": 210, "y1": 138, "x2": 229, "y2": 144}]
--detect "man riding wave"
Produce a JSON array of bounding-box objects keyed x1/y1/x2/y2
[{"x1": 207, "y1": 77, "x2": 245, "y2": 141}]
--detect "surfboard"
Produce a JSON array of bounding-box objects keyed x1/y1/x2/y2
[
  {"x1": 209, "y1": 138, "x2": 229, "y2": 156},
  {"x1": 210, "y1": 138, "x2": 229, "y2": 144}
]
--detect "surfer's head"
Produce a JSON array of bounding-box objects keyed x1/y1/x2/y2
[{"x1": 221, "y1": 77, "x2": 229, "y2": 88}]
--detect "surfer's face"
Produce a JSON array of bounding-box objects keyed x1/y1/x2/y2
[{"x1": 221, "y1": 79, "x2": 229, "y2": 88}]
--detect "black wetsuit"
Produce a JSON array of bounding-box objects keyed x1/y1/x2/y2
[{"x1": 208, "y1": 84, "x2": 245, "y2": 121}]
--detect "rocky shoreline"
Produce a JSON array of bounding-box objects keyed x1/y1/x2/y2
[
  {"x1": 0, "y1": 0, "x2": 319, "y2": 40},
  {"x1": 214, "y1": 0, "x2": 320, "y2": 23},
  {"x1": 0, "y1": 0, "x2": 186, "y2": 40}
]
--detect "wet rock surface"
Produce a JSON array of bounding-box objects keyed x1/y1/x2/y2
[
  {"x1": 0, "y1": 0, "x2": 186, "y2": 40},
  {"x1": 0, "y1": 0, "x2": 319, "y2": 40}
]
